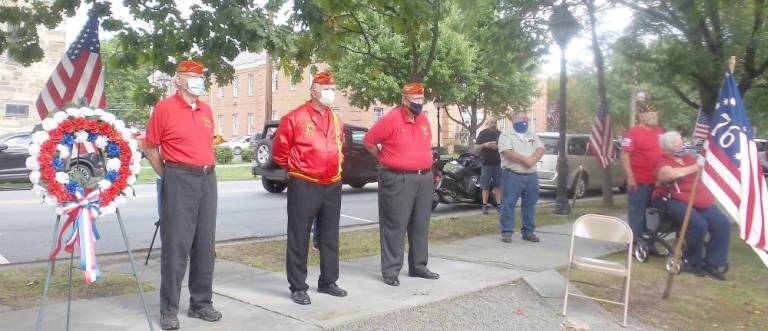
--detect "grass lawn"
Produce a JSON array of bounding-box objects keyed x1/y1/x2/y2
[
  {"x1": 217, "y1": 197, "x2": 628, "y2": 272},
  {"x1": 0, "y1": 266, "x2": 154, "y2": 312},
  {"x1": 137, "y1": 159, "x2": 256, "y2": 183},
  {"x1": 563, "y1": 229, "x2": 768, "y2": 330}
]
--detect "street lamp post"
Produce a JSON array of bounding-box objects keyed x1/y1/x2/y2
[{"x1": 549, "y1": 2, "x2": 580, "y2": 215}]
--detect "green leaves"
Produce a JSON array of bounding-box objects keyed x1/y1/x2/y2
[{"x1": 615, "y1": 0, "x2": 768, "y2": 116}]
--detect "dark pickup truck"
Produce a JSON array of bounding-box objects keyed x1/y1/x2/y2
[{"x1": 251, "y1": 120, "x2": 379, "y2": 193}]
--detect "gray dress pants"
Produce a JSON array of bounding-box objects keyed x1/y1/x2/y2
[
  {"x1": 159, "y1": 165, "x2": 217, "y2": 316},
  {"x1": 378, "y1": 169, "x2": 433, "y2": 278}
]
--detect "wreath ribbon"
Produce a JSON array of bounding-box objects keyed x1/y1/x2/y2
[{"x1": 49, "y1": 189, "x2": 103, "y2": 284}]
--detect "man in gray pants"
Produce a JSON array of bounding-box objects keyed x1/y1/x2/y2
[
  {"x1": 144, "y1": 60, "x2": 221, "y2": 330},
  {"x1": 363, "y1": 82, "x2": 438, "y2": 286}
]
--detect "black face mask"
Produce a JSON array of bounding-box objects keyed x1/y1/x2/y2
[{"x1": 408, "y1": 102, "x2": 423, "y2": 116}]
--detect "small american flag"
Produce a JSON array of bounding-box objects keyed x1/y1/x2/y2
[
  {"x1": 36, "y1": 12, "x2": 106, "y2": 119},
  {"x1": 548, "y1": 105, "x2": 560, "y2": 130},
  {"x1": 701, "y1": 70, "x2": 768, "y2": 268},
  {"x1": 588, "y1": 102, "x2": 615, "y2": 168},
  {"x1": 693, "y1": 108, "x2": 710, "y2": 144}
]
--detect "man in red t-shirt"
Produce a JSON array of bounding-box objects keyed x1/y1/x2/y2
[
  {"x1": 363, "y1": 82, "x2": 438, "y2": 286},
  {"x1": 271, "y1": 72, "x2": 348, "y2": 305},
  {"x1": 144, "y1": 60, "x2": 221, "y2": 330},
  {"x1": 620, "y1": 104, "x2": 664, "y2": 250}
]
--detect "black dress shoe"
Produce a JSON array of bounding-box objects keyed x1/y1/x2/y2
[
  {"x1": 291, "y1": 290, "x2": 311, "y2": 305},
  {"x1": 704, "y1": 264, "x2": 727, "y2": 281},
  {"x1": 160, "y1": 314, "x2": 179, "y2": 330},
  {"x1": 682, "y1": 263, "x2": 706, "y2": 277},
  {"x1": 187, "y1": 305, "x2": 222, "y2": 322},
  {"x1": 318, "y1": 283, "x2": 348, "y2": 297},
  {"x1": 383, "y1": 276, "x2": 400, "y2": 286},
  {"x1": 408, "y1": 270, "x2": 440, "y2": 279},
  {"x1": 522, "y1": 233, "x2": 540, "y2": 242}
]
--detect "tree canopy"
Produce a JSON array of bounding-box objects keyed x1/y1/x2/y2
[
  {"x1": 0, "y1": 0, "x2": 296, "y2": 90},
  {"x1": 613, "y1": 0, "x2": 768, "y2": 116}
]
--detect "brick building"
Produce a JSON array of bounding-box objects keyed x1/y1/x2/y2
[
  {"x1": 0, "y1": 24, "x2": 66, "y2": 135},
  {"x1": 201, "y1": 52, "x2": 549, "y2": 149}
]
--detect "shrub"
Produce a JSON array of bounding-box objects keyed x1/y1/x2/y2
[
  {"x1": 240, "y1": 148, "x2": 255, "y2": 162},
  {"x1": 215, "y1": 146, "x2": 234, "y2": 164}
]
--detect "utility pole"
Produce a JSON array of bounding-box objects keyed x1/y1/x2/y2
[
  {"x1": 265, "y1": 53, "x2": 273, "y2": 122},
  {"x1": 264, "y1": 13, "x2": 274, "y2": 123}
]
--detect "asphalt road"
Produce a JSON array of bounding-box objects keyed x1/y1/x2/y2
[{"x1": 0, "y1": 180, "x2": 564, "y2": 264}]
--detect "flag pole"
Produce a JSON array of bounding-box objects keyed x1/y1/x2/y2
[{"x1": 662, "y1": 165, "x2": 703, "y2": 300}]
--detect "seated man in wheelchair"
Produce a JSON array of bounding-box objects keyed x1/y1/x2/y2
[{"x1": 650, "y1": 131, "x2": 730, "y2": 280}]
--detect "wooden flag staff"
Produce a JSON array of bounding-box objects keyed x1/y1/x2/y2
[{"x1": 662, "y1": 55, "x2": 736, "y2": 300}]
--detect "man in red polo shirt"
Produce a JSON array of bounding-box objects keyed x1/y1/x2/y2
[
  {"x1": 363, "y1": 82, "x2": 439, "y2": 287},
  {"x1": 620, "y1": 104, "x2": 664, "y2": 253},
  {"x1": 144, "y1": 60, "x2": 221, "y2": 330},
  {"x1": 272, "y1": 71, "x2": 348, "y2": 305}
]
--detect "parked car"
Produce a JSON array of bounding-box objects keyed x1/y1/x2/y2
[
  {"x1": 251, "y1": 120, "x2": 379, "y2": 193},
  {"x1": 222, "y1": 136, "x2": 253, "y2": 155},
  {"x1": 537, "y1": 132, "x2": 627, "y2": 198},
  {"x1": 0, "y1": 132, "x2": 105, "y2": 184}
]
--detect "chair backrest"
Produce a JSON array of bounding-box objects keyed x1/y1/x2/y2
[{"x1": 572, "y1": 214, "x2": 632, "y2": 244}]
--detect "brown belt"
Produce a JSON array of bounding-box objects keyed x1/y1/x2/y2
[
  {"x1": 166, "y1": 161, "x2": 216, "y2": 175},
  {"x1": 382, "y1": 167, "x2": 432, "y2": 175}
]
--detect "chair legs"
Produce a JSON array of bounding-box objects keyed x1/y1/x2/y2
[{"x1": 622, "y1": 275, "x2": 630, "y2": 327}]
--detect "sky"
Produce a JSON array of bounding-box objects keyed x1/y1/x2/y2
[{"x1": 65, "y1": 1, "x2": 633, "y2": 76}]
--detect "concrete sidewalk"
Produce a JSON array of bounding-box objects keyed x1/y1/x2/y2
[{"x1": 0, "y1": 222, "x2": 653, "y2": 330}]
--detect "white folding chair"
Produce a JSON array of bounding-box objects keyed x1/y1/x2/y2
[{"x1": 562, "y1": 214, "x2": 633, "y2": 327}]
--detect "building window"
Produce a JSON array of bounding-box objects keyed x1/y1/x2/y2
[
  {"x1": 232, "y1": 114, "x2": 239, "y2": 136},
  {"x1": 248, "y1": 74, "x2": 254, "y2": 96},
  {"x1": 272, "y1": 69, "x2": 278, "y2": 92},
  {"x1": 232, "y1": 76, "x2": 239, "y2": 98},
  {"x1": 271, "y1": 110, "x2": 279, "y2": 121},
  {"x1": 373, "y1": 107, "x2": 383, "y2": 122},
  {"x1": 4, "y1": 104, "x2": 29, "y2": 117},
  {"x1": 218, "y1": 85, "x2": 224, "y2": 98},
  {"x1": 217, "y1": 114, "x2": 224, "y2": 135},
  {"x1": 247, "y1": 113, "x2": 254, "y2": 135}
]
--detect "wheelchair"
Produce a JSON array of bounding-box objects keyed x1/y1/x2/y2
[{"x1": 634, "y1": 194, "x2": 729, "y2": 275}]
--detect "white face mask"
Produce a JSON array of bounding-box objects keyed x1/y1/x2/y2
[
  {"x1": 319, "y1": 89, "x2": 335, "y2": 106},
  {"x1": 186, "y1": 77, "x2": 205, "y2": 96}
]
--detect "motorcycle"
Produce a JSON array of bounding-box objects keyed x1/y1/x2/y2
[{"x1": 431, "y1": 152, "x2": 496, "y2": 211}]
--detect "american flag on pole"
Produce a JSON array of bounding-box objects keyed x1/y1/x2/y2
[
  {"x1": 588, "y1": 102, "x2": 615, "y2": 168},
  {"x1": 36, "y1": 12, "x2": 106, "y2": 120},
  {"x1": 548, "y1": 105, "x2": 560, "y2": 130},
  {"x1": 692, "y1": 108, "x2": 710, "y2": 145},
  {"x1": 701, "y1": 70, "x2": 768, "y2": 268}
]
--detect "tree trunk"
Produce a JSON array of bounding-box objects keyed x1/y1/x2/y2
[
  {"x1": 468, "y1": 102, "x2": 479, "y2": 149},
  {"x1": 586, "y1": 0, "x2": 613, "y2": 207}
]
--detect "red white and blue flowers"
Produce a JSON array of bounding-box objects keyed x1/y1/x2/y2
[{"x1": 26, "y1": 107, "x2": 141, "y2": 283}]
